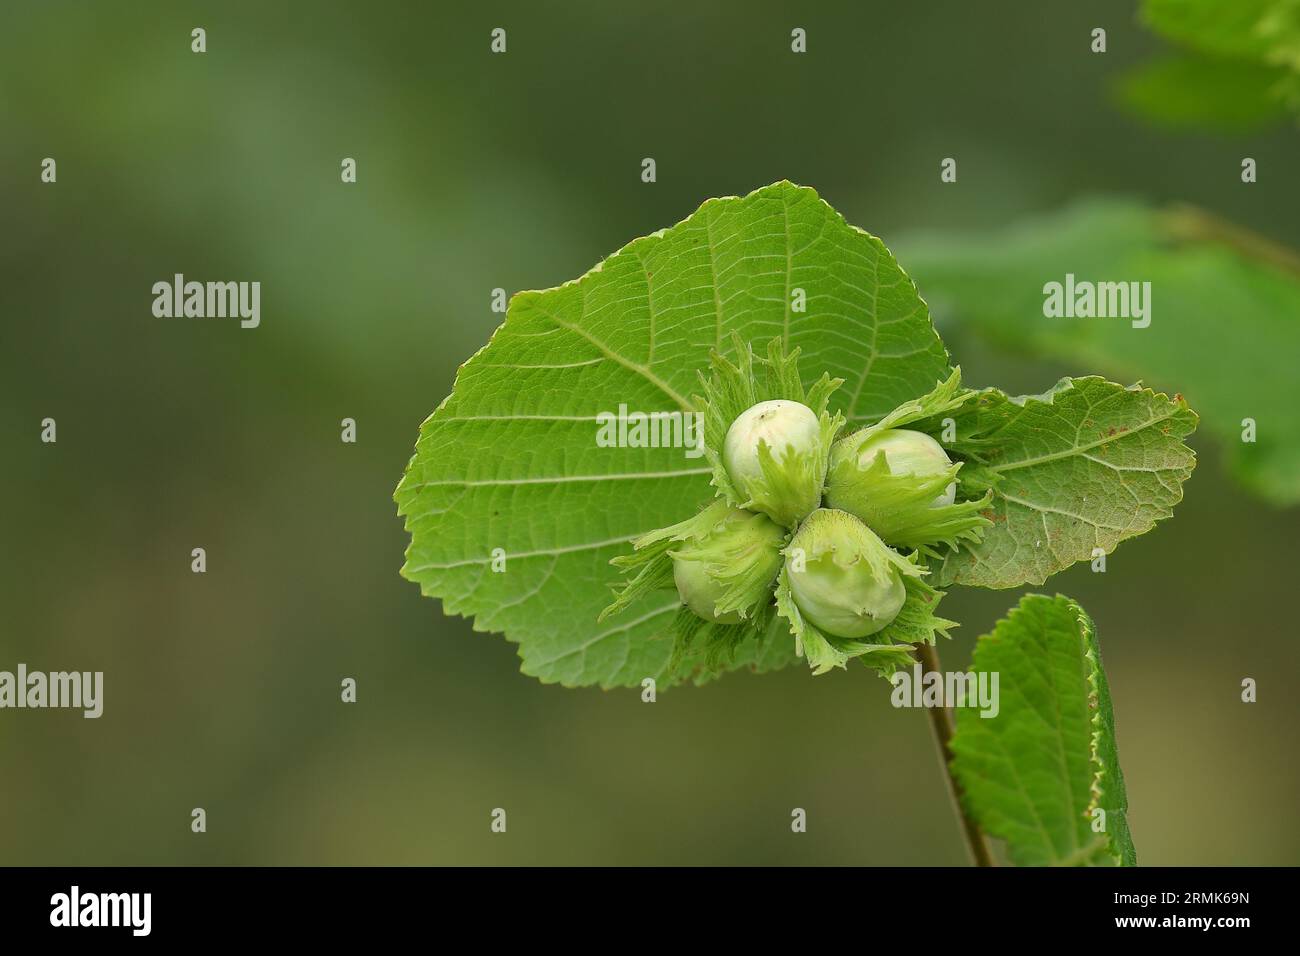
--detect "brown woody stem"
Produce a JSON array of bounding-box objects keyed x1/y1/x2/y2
[{"x1": 915, "y1": 641, "x2": 996, "y2": 867}]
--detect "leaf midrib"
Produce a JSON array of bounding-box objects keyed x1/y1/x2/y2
[
  {"x1": 403, "y1": 467, "x2": 711, "y2": 490},
  {"x1": 987, "y1": 406, "x2": 1180, "y2": 474},
  {"x1": 538, "y1": 308, "x2": 693, "y2": 412}
]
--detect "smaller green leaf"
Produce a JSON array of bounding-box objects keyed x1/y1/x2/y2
[
  {"x1": 935, "y1": 376, "x2": 1197, "y2": 590},
  {"x1": 951, "y1": 594, "x2": 1135, "y2": 867}
]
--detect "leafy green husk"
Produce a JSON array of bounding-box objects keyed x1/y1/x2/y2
[
  {"x1": 666, "y1": 604, "x2": 781, "y2": 677},
  {"x1": 825, "y1": 368, "x2": 992, "y2": 555},
  {"x1": 669, "y1": 508, "x2": 786, "y2": 620},
  {"x1": 699, "y1": 335, "x2": 844, "y2": 526},
  {"x1": 774, "y1": 520, "x2": 955, "y2": 677},
  {"x1": 600, "y1": 499, "x2": 788, "y2": 667}
]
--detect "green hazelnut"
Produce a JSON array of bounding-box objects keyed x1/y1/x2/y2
[
  {"x1": 670, "y1": 506, "x2": 786, "y2": 623},
  {"x1": 721, "y1": 399, "x2": 825, "y2": 526},
  {"x1": 785, "y1": 509, "x2": 907, "y2": 639},
  {"x1": 840, "y1": 428, "x2": 955, "y2": 507}
]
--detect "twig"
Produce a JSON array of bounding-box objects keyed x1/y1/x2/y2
[{"x1": 915, "y1": 641, "x2": 996, "y2": 867}]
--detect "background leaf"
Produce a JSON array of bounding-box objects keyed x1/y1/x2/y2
[
  {"x1": 1122, "y1": 0, "x2": 1300, "y2": 128},
  {"x1": 395, "y1": 181, "x2": 952, "y2": 688},
  {"x1": 900, "y1": 199, "x2": 1299, "y2": 505},
  {"x1": 934, "y1": 377, "x2": 1197, "y2": 589},
  {"x1": 1140, "y1": 0, "x2": 1300, "y2": 62},
  {"x1": 1117, "y1": 54, "x2": 1291, "y2": 132},
  {"x1": 951, "y1": 594, "x2": 1135, "y2": 867}
]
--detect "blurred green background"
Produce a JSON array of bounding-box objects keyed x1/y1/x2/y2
[{"x1": 2, "y1": 0, "x2": 1297, "y2": 865}]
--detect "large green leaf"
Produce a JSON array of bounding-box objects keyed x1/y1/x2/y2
[
  {"x1": 901, "y1": 199, "x2": 1297, "y2": 505},
  {"x1": 395, "y1": 181, "x2": 951, "y2": 688},
  {"x1": 934, "y1": 376, "x2": 1197, "y2": 589},
  {"x1": 951, "y1": 594, "x2": 1135, "y2": 867}
]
